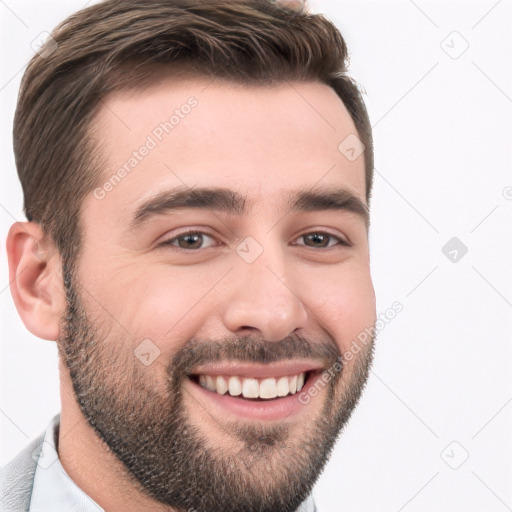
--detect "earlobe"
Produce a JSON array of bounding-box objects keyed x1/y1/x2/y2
[{"x1": 6, "y1": 221, "x2": 65, "y2": 341}]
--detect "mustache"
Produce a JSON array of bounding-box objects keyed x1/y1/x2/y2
[{"x1": 169, "y1": 333, "x2": 341, "y2": 377}]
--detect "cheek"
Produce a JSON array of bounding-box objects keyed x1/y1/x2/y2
[
  {"x1": 302, "y1": 263, "x2": 376, "y2": 353},
  {"x1": 80, "y1": 259, "x2": 228, "y2": 351}
]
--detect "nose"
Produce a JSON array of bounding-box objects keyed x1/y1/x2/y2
[{"x1": 222, "y1": 253, "x2": 308, "y2": 342}]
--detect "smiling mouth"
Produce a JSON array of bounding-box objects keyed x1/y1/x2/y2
[
  {"x1": 184, "y1": 360, "x2": 325, "y2": 420},
  {"x1": 188, "y1": 372, "x2": 311, "y2": 401}
]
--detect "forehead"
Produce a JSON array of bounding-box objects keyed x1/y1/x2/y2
[{"x1": 86, "y1": 77, "x2": 366, "y2": 223}]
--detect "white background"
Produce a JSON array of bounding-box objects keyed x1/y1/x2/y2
[{"x1": 1, "y1": 1, "x2": 511, "y2": 511}]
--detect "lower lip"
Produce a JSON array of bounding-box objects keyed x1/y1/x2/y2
[{"x1": 184, "y1": 371, "x2": 322, "y2": 422}]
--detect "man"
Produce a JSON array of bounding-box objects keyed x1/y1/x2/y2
[{"x1": 1, "y1": 0, "x2": 376, "y2": 510}]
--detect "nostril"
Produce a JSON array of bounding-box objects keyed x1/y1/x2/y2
[{"x1": 240, "y1": 326, "x2": 254, "y2": 331}]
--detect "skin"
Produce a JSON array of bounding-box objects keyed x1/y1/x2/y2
[{"x1": 7, "y1": 78, "x2": 376, "y2": 511}]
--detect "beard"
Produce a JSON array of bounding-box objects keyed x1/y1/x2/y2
[{"x1": 57, "y1": 263, "x2": 375, "y2": 512}]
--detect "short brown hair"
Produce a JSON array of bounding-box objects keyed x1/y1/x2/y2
[{"x1": 14, "y1": 0, "x2": 374, "y2": 267}]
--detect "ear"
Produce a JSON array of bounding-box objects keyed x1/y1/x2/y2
[{"x1": 6, "y1": 221, "x2": 66, "y2": 341}]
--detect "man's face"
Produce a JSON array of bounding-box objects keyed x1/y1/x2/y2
[{"x1": 59, "y1": 78, "x2": 376, "y2": 511}]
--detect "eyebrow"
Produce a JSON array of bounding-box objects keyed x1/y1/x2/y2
[
  {"x1": 129, "y1": 184, "x2": 369, "y2": 230},
  {"x1": 129, "y1": 186, "x2": 246, "y2": 229}
]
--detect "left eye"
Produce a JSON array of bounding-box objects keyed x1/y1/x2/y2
[
  {"x1": 294, "y1": 232, "x2": 348, "y2": 248},
  {"x1": 159, "y1": 231, "x2": 217, "y2": 250}
]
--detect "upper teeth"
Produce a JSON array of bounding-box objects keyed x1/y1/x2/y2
[{"x1": 197, "y1": 373, "x2": 306, "y2": 399}]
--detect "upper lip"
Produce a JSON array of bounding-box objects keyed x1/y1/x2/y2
[{"x1": 189, "y1": 360, "x2": 323, "y2": 379}]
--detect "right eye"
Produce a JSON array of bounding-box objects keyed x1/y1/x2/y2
[{"x1": 158, "y1": 230, "x2": 219, "y2": 250}]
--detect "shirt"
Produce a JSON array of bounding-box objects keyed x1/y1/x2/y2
[{"x1": 28, "y1": 414, "x2": 317, "y2": 511}]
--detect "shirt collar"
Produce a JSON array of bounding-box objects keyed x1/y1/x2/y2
[{"x1": 29, "y1": 414, "x2": 104, "y2": 511}]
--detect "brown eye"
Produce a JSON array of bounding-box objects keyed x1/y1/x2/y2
[
  {"x1": 177, "y1": 233, "x2": 203, "y2": 249},
  {"x1": 296, "y1": 232, "x2": 349, "y2": 248},
  {"x1": 304, "y1": 233, "x2": 329, "y2": 247},
  {"x1": 159, "y1": 231, "x2": 216, "y2": 250}
]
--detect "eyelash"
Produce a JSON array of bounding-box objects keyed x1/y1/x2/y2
[{"x1": 158, "y1": 229, "x2": 351, "y2": 251}]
